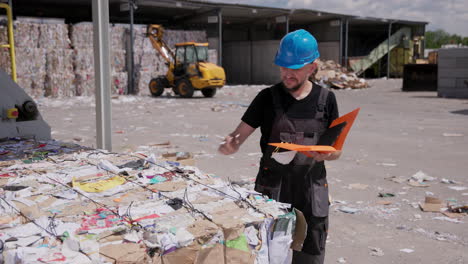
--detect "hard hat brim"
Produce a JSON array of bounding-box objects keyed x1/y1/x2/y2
[{"x1": 274, "y1": 58, "x2": 316, "y2": 70}]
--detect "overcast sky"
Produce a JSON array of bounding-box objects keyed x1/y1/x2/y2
[{"x1": 211, "y1": 0, "x2": 468, "y2": 37}]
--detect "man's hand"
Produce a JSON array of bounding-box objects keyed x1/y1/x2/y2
[
  {"x1": 308, "y1": 150, "x2": 342, "y2": 161},
  {"x1": 218, "y1": 121, "x2": 256, "y2": 155},
  {"x1": 218, "y1": 134, "x2": 240, "y2": 155}
]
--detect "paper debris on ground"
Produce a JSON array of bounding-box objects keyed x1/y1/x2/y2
[
  {"x1": 348, "y1": 183, "x2": 369, "y2": 190},
  {"x1": 313, "y1": 59, "x2": 369, "y2": 89},
  {"x1": 420, "y1": 196, "x2": 444, "y2": 212},
  {"x1": 442, "y1": 133, "x2": 464, "y2": 137},
  {"x1": 411, "y1": 170, "x2": 436, "y2": 183},
  {"x1": 448, "y1": 186, "x2": 468, "y2": 191},
  {"x1": 368, "y1": 246, "x2": 384, "y2": 257},
  {"x1": 400, "y1": 248, "x2": 414, "y2": 253},
  {"x1": 337, "y1": 206, "x2": 360, "y2": 214}
]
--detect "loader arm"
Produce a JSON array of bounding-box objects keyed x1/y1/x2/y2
[{"x1": 146, "y1": 24, "x2": 175, "y2": 65}]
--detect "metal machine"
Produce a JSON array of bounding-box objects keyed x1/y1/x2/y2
[
  {"x1": 0, "y1": 70, "x2": 51, "y2": 140},
  {"x1": 146, "y1": 24, "x2": 226, "y2": 98}
]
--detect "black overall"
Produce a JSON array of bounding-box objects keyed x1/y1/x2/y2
[{"x1": 254, "y1": 85, "x2": 330, "y2": 263}]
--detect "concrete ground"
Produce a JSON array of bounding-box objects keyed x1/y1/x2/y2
[{"x1": 37, "y1": 78, "x2": 468, "y2": 263}]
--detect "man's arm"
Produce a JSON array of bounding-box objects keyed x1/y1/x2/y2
[
  {"x1": 218, "y1": 121, "x2": 256, "y2": 155},
  {"x1": 309, "y1": 150, "x2": 342, "y2": 162}
]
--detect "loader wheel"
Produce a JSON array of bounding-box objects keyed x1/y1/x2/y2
[
  {"x1": 149, "y1": 77, "x2": 165, "y2": 97},
  {"x1": 176, "y1": 79, "x2": 194, "y2": 98},
  {"x1": 201, "y1": 88, "x2": 217, "y2": 98}
]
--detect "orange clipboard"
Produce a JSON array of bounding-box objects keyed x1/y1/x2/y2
[
  {"x1": 329, "y1": 108, "x2": 360, "y2": 150},
  {"x1": 269, "y1": 142, "x2": 336, "y2": 153},
  {"x1": 268, "y1": 107, "x2": 360, "y2": 154}
]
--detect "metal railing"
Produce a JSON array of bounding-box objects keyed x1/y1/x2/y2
[{"x1": 0, "y1": 3, "x2": 16, "y2": 82}]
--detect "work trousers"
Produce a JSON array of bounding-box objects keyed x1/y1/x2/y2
[{"x1": 292, "y1": 216, "x2": 328, "y2": 264}]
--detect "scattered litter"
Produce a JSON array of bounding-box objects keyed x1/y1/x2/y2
[
  {"x1": 448, "y1": 186, "x2": 468, "y2": 191},
  {"x1": 442, "y1": 133, "x2": 464, "y2": 137},
  {"x1": 399, "y1": 248, "x2": 414, "y2": 253},
  {"x1": 377, "y1": 201, "x2": 392, "y2": 205},
  {"x1": 408, "y1": 180, "x2": 429, "y2": 188},
  {"x1": 385, "y1": 176, "x2": 407, "y2": 184},
  {"x1": 378, "y1": 193, "x2": 395, "y2": 198},
  {"x1": 441, "y1": 178, "x2": 458, "y2": 184},
  {"x1": 377, "y1": 162, "x2": 397, "y2": 167},
  {"x1": 414, "y1": 214, "x2": 422, "y2": 219},
  {"x1": 448, "y1": 205, "x2": 468, "y2": 214},
  {"x1": 420, "y1": 196, "x2": 444, "y2": 212},
  {"x1": 368, "y1": 246, "x2": 384, "y2": 257},
  {"x1": 433, "y1": 216, "x2": 464, "y2": 223},
  {"x1": 411, "y1": 170, "x2": 435, "y2": 183},
  {"x1": 348, "y1": 183, "x2": 369, "y2": 190},
  {"x1": 337, "y1": 257, "x2": 347, "y2": 263},
  {"x1": 442, "y1": 211, "x2": 464, "y2": 219},
  {"x1": 314, "y1": 59, "x2": 369, "y2": 89},
  {"x1": 337, "y1": 207, "x2": 360, "y2": 214}
]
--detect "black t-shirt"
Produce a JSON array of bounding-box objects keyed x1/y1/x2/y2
[{"x1": 242, "y1": 82, "x2": 339, "y2": 153}]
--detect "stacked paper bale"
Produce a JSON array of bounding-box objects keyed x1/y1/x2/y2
[
  {"x1": 72, "y1": 22, "x2": 128, "y2": 95},
  {"x1": 110, "y1": 24, "x2": 128, "y2": 95},
  {"x1": 41, "y1": 23, "x2": 75, "y2": 97},
  {"x1": 0, "y1": 22, "x2": 46, "y2": 97},
  {"x1": 314, "y1": 59, "x2": 369, "y2": 89}
]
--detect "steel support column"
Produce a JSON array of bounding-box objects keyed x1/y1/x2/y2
[
  {"x1": 387, "y1": 22, "x2": 393, "y2": 79},
  {"x1": 128, "y1": 0, "x2": 135, "y2": 94},
  {"x1": 218, "y1": 9, "x2": 222, "y2": 66},
  {"x1": 92, "y1": 0, "x2": 112, "y2": 151},
  {"x1": 339, "y1": 18, "x2": 343, "y2": 65},
  {"x1": 344, "y1": 19, "x2": 349, "y2": 68}
]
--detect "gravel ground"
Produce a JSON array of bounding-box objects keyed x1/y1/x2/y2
[{"x1": 37, "y1": 78, "x2": 468, "y2": 263}]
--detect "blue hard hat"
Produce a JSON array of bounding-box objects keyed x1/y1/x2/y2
[{"x1": 274, "y1": 29, "x2": 320, "y2": 69}]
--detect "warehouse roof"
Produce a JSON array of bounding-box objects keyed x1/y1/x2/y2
[{"x1": 10, "y1": 0, "x2": 428, "y2": 26}]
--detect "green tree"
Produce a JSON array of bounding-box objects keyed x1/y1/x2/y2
[{"x1": 425, "y1": 29, "x2": 466, "y2": 48}]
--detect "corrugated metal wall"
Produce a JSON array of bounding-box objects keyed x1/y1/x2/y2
[
  {"x1": 318, "y1": 41, "x2": 340, "y2": 63},
  {"x1": 438, "y1": 48, "x2": 468, "y2": 98},
  {"x1": 223, "y1": 40, "x2": 280, "y2": 85},
  {"x1": 223, "y1": 41, "x2": 252, "y2": 84}
]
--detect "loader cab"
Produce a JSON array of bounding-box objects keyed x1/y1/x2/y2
[{"x1": 174, "y1": 42, "x2": 209, "y2": 76}]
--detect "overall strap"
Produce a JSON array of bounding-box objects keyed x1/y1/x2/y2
[{"x1": 315, "y1": 85, "x2": 329, "y2": 120}]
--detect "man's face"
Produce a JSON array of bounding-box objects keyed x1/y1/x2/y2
[{"x1": 280, "y1": 63, "x2": 316, "y2": 92}]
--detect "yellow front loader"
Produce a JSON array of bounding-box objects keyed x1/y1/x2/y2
[{"x1": 146, "y1": 24, "x2": 225, "y2": 98}]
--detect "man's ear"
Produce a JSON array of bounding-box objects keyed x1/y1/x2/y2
[{"x1": 308, "y1": 62, "x2": 318, "y2": 79}]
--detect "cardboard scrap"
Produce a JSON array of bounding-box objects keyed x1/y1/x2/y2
[
  {"x1": 100, "y1": 243, "x2": 150, "y2": 263},
  {"x1": 290, "y1": 208, "x2": 307, "y2": 251},
  {"x1": 420, "y1": 196, "x2": 444, "y2": 212},
  {"x1": 162, "y1": 152, "x2": 195, "y2": 166},
  {"x1": 150, "y1": 181, "x2": 187, "y2": 192},
  {"x1": 313, "y1": 59, "x2": 369, "y2": 89},
  {"x1": 162, "y1": 243, "x2": 200, "y2": 264},
  {"x1": 195, "y1": 244, "x2": 225, "y2": 264},
  {"x1": 348, "y1": 183, "x2": 368, "y2": 190}
]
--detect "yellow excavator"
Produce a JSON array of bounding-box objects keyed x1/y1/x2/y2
[{"x1": 147, "y1": 24, "x2": 225, "y2": 98}]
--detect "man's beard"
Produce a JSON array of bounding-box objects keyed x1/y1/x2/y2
[{"x1": 283, "y1": 79, "x2": 304, "y2": 93}]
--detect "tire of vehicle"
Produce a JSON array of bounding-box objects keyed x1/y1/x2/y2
[
  {"x1": 201, "y1": 88, "x2": 217, "y2": 98},
  {"x1": 149, "y1": 77, "x2": 165, "y2": 97},
  {"x1": 176, "y1": 79, "x2": 194, "y2": 98}
]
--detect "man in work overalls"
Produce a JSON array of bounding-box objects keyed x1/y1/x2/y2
[{"x1": 219, "y1": 29, "x2": 341, "y2": 264}]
